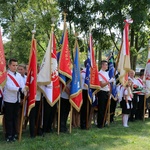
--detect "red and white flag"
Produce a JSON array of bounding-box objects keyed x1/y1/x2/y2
[
  {"x1": 26, "y1": 38, "x2": 37, "y2": 116},
  {"x1": 118, "y1": 19, "x2": 133, "y2": 86},
  {"x1": 37, "y1": 31, "x2": 60, "y2": 106},
  {"x1": 0, "y1": 28, "x2": 7, "y2": 87}
]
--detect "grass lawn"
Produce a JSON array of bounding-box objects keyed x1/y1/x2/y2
[{"x1": 0, "y1": 112, "x2": 150, "y2": 150}]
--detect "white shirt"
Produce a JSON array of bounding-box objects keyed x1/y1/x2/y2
[
  {"x1": 124, "y1": 88, "x2": 132, "y2": 101},
  {"x1": 3, "y1": 70, "x2": 25, "y2": 103},
  {"x1": 117, "y1": 84, "x2": 125, "y2": 102},
  {"x1": 80, "y1": 68, "x2": 87, "y2": 90},
  {"x1": 61, "y1": 83, "x2": 70, "y2": 99},
  {"x1": 21, "y1": 75, "x2": 27, "y2": 85},
  {"x1": 128, "y1": 77, "x2": 138, "y2": 86},
  {"x1": 36, "y1": 89, "x2": 41, "y2": 101},
  {"x1": 136, "y1": 78, "x2": 145, "y2": 95},
  {"x1": 99, "y1": 70, "x2": 110, "y2": 92},
  {"x1": 0, "y1": 86, "x2": 3, "y2": 98},
  {"x1": 136, "y1": 78, "x2": 144, "y2": 88}
]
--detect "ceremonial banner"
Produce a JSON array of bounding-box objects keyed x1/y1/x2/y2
[
  {"x1": 143, "y1": 42, "x2": 150, "y2": 98},
  {"x1": 118, "y1": 19, "x2": 133, "y2": 86},
  {"x1": 26, "y1": 38, "x2": 37, "y2": 116},
  {"x1": 89, "y1": 34, "x2": 100, "y2": 96},
  {"x1": 85, "y1": 33, "x2": 100, "y2": 104},
  {"x1": 59, "y1": 29, "x2": 72, "y2": 91},
  {"x1": 108, "y1": 53, "x2": 117, "y2": 100},
  {"x1": 37, "y1": 39, "x2": 51, "y2": 85},
  {"x1": 38, "y1": 31, "x2": 60, "y2": 106},
  {"x1": 0, "y1": 28, "x2": 7, "y2": 87},
  {"x1": 70, "y1": 40, "x2": 82, "y2": 112}
]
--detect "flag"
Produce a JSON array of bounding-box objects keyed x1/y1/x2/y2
[
  {"x1": 84, "y1": 33, "x2": 100, "y2": 104},
  {"x1": 26, "y1": 38, "x2": 37, "y2": 116},
  {"x1": 70, "y1": 40, "x2": 83, "y2": 112},
  {"x1": 59, "y1": 29, "x2": 72, "y2": 91},
  {"x1": 143, "y1": 42, "x2": 150, "y2": 98},
  {"x1": 37, "y1": 38, "x2": 52, "y2": 85},
  {"x1": 108, "y1": 53, "x2": 117, "y2": 100},
  {"x1": 0, "y1": 28, "x2": 7, "y2": 87},
  {"x1": 118, "y1": 19, "x2": 133, "y2": 86},
  {"x1": 37, "y1": 31, "x2": 60, "y2": 106},
  {"x1": 89, "y1": 34, "x2": 100, "y2": 96},
  {"x1": 84, "y1": 57, "x2": 92, "y2": 103}
]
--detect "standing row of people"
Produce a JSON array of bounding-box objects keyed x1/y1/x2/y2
[{"x1": 1, "y1": 58, "x2": 149, "y2": 142}]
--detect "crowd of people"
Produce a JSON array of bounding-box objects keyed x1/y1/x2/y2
[{"x1": 0, "y1": 58, "x2": 149, "y2": 142}]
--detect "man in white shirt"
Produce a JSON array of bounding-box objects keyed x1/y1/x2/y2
[
  {"x1": 97, "y1": 60, "x2": 114, "y2": 128},
  {"x1": 3, "y1": 58, "x2": 25, "y2": 142},
  {"x1": 17, "y1": 64, "x2": 27, "y2": 85},
  {"x1": 128, "y1": 69, "x2": 139, "y2": 121},
  {"x1": 136, "y1": 69, "x2": 145, "y2": 120}
]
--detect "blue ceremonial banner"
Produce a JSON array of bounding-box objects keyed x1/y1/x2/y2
[
  {"x1": 70, "y1": 40, "x2": 82, "y2": 112},
  {"x1": 84, "y1": 51, "x2": 93, "y2": 104},
  {"x1": 108, "y1": 53, "x2": 117, "y2": 99},
  {"x1": 84, "y1": 33, "x2": 100, "y2": 104}
]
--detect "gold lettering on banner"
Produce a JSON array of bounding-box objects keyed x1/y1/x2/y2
[
  {"x1": 0, "y1": 48, "x2": 5, "y2": 65},
  {"x1": 91, "y1": 64, "x2": 97, "y2": 84}
]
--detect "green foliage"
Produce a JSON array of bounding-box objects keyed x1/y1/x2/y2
[{"x1": 0, "y1": 0, "x2": 150, "y2": 68}]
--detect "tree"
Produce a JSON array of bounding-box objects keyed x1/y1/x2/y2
[{"x1": 57, "y1": 0, "x2": 150, "y2": 70}]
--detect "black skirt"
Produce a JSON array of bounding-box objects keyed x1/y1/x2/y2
[{"x1": 120, "y1": 99, "x2": 132, "y2": 114}]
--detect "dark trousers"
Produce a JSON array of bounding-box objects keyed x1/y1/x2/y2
[
  {"x1": 97, "y1": 90, "x2": 109, "y2": 127},
  {"x1": 0, "y1": 97, "x2": 2, "y2": 114},
  {"x1": 80, "y1": 90, "x2": 91, "y2": 129},
  {"x1": 60, "y1": 98, "x2": 70, "y2": 132},
  {"x1": 29, "y1": 101, "x2": 40, "y2": 137},
  {"x1": 4, "y1": 101, "x2": 19, "y2": 138},
  {"x1": 110, "y1": 98, "x2": 117, "y2": 122},
  {"x1": 136, "y1": 95, "x2": 144, "y2": 120},
  {"x1": 43, "y1": 97, "x2": 57, "y2": 132},
  {"x1": 130, "y1": 93, "x2": 138, "y2": 121}
]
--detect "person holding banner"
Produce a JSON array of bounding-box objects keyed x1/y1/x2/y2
[
  {"x1": 0, "y1": 86, "x2": 3, "y2": 114},
  {"x1": 136, "y1": 69, "x2": 145, "y2": 120},
  {"x1": 97, "y1": 60, "x2": 114, "y2": 128},
  {"x1": 80, "y1": 59, "x2": 91, "y2": 129},
  {"x1": 3, "y1": 58, "x2": 25, "y2": 142},
  {"x1": 60, "y1": 83, "x2": 70, "y2": 132},
  {"x1": 17, "y1": 64, "x2": 27, "y2": 134},
  {"x1": 42, "y1": 96, "x2": 57, "y2": 133},
  {"x1": 28, "y1": 65, "x2": 42, "y2": 138},
  {"x1": 128, "y1": 69, "x2": 139, "y2": 121}
]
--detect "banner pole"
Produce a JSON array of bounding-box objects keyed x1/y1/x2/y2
[
  {"x1": 18, "y1": 96, "x2": 26, "y2": 142},
  {"x1": 57, "y1": 98, "x2": 60, "y2": 135},
  {"x1": 69, "y1": 105, "x2": 72, "y2": 133}
]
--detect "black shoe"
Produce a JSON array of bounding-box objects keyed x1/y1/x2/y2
[
  {"x1": 30, "y1": 135, "x2": 35, "y2": 139},
  {"x1": 80, "y1": 126, "x2": 86, "y2": 130},
  {"x1": 37, "y1": 129, "x2": 44, "y2": 137},
  {"x1": 12, "y1": 134, "x2": 18, "y2": 141},
  {"x1": 60, "y1": 128, "x2": 67, "y2": 133},
  {"x1": 6, "y1": 136, "x2": 13, "y2": 142},
  {"x1": 97, "y1": 125, "x2": 103, "y2": 129}
]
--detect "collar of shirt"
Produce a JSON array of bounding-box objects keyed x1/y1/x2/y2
[{"x1": 8, "y1": 70, "x2": 17, "y2": 76}]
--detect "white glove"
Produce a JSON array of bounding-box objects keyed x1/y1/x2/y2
[
  {"x1": 131, "y1": 103, "x2": 133, "y2": 109},
  {"x1": 109, "y1": 78, "x2": 115, "y2": 83},
  {"x1": 126, "y1": 102, "x2": 130, "y2": 109},
  {"x1": 22, "y1": 87, "x2": 27, "y2": 96}
]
